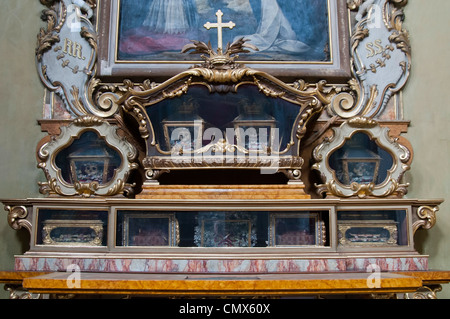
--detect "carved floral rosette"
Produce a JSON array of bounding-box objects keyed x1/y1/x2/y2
[
  {"x1": 37, "y1": 116, "x2": 138, "y2": 197},
  {"x1": 312, "y1": 117, "x2": 411, "y2": 198}
]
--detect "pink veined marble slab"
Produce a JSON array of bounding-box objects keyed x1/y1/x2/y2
[{"x1": 14, "y1": 256, "x2": 428, "y2": 273}]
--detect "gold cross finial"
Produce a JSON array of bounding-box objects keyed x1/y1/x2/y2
[{"x1": 204, "y1": 10, "x2": 236, "y2": 53}]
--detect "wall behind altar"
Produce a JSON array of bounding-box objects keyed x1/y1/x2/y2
[
  {"x1": 0, "y1": 1, "x2": 45, "y2": 299},
  {"x1": 0, "y1": 1, "x2": 449, "y2": 299},
  {"x1": 403, "y1": 0, "x2": 450, "y2": 298}
]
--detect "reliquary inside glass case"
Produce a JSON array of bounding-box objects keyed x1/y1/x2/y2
[{"x1": 1, "y1": 0, "x2": 444, "y2": 277}]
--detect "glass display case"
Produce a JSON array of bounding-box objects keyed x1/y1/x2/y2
[
  {"x1": 194, "y1": 212, "x2": 258, "y2": 248},
  {"x1": 269, "y1": 212, "x2": 328, "y2": 247},
  {"x1": 55, "y1": 131, "x2": 122, "y2": 185},
  {"x1": 337, "y1": 210, "x2": 408, "y2": 248},
  {"x1": 35, "y1": 208, "x2": 108, "y2": 247},
  {"x1": 161, "y1": 97, "x2": 206, "y2": 152},
  {"x1": 329, "y1": 132, "x2": 393, "y2": 186},
  {"x1": 116, "y1": 211, "x2": 178, "y2": 247},
  {"x1": 145, "y1": 85, "x2": 301, "y2": 156},
  {"x1": 25, "y1": 203, "x2": 420, "y2": 256}
]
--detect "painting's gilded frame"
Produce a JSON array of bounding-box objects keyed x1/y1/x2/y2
[{"x1": 97, "y1": 0, "x2": 351, "y2": 81}]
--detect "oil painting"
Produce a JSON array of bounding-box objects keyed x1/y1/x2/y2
[{"x1": 117, "y1": 0, "x2": 331, "y2": 62}]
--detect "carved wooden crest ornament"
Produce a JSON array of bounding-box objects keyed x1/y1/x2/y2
[
  {"x1": 330, "y1": 0, "x2": 411, "y2": 118},
  {"x1": 37, "y1": 0, "x2": 98, "y2": 117}
]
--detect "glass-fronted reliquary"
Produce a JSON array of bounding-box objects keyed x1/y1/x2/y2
[{"x1": 1, "y1": 0, "x2": 444, "y2": 291}]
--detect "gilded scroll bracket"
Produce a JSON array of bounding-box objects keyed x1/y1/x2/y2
[
  {"x1": 4, "y1": 285, "x2": 42, "y2": 300},
  {"x1": 401, "y1": 285, "x2": 442, "y2": 300},
  {"x1": 412, "y1": 205, "x2": 439, "y2": 235},
  {"x1": 4, "y1": 205, "x2": 32, "y2": 234}
]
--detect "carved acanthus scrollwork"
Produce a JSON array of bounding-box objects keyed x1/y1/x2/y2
[
  {"x1": 4, "y1": 205, "x2": 31, "y2": 234},
  {"x1": 4, "y1": 285, "x2": 42, "y2": 300},
  {"x1": 36, "y1": 0, "x2": 123, "y2": 119},
  {"x1": 402, "y1": 286, "x2": 441, "y2": 300},
  {"x1": 181, "y1": 36, "x2": 259, "y2": 70},
  {"x1": 36, "y1": 1, "x2": 66, "y2": 62},
  {"x1": 330, "y1": 0, "x2": 411, "y2": 119},
  {"x1": 413, "y1": 206, "x2": 439, "y2": 235},
  {"x1": 145, "y1": 169, "x2": 170, "y2": 182}
]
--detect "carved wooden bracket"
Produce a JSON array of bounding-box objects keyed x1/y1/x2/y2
[
  {"x1": 4, "y1": 205, "x2": 32, "y2": 234},
  {"x1": 413, "y1": 205, "x2": 439, "y2": 235}
]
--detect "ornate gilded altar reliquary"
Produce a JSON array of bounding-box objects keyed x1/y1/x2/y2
[{"x1": 1, "y1": 0, "x2": 443, "y2": 277}]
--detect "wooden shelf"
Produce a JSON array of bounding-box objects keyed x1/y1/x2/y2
[{"x1": 0, "y1": 271, "x2": 432, "y2": 297}]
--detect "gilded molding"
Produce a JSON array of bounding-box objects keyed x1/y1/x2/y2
[
  {"x1": 73, "y1": 115, "x2": 104, "y2": 127},
  {"x1": 143, "y1": 156, "x2": 304, "y2": 170},
  {"x1": 348, "y1": 116, "x2": 378, "y2": 128}
]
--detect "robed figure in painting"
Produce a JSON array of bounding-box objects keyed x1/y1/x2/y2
[
  {"x1": 119, "y1": 0, "x2": 200, "y2": 55},
  {"x1": 142, "y1": 0, "x2": 199, "y2": 35},
  {"x1": 240, "y1": 0, "x2": 311, "y2": 54},
  {"x1": 118, "y1": 0, "x2": 329, "y2": 62}
]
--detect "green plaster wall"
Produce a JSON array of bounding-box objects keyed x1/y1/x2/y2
[
  {"x1": 0, "y1": 0, "x2": 45, "y2": 299},
  {"x1": 403, "y1": 0, "x2": 450, "y2": 298},
  {"x1": 0, "y1": 0, "x2": 448, "y2": 299}
]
